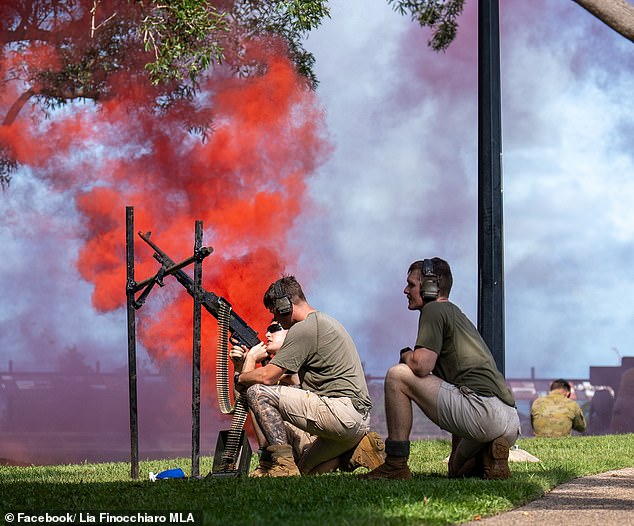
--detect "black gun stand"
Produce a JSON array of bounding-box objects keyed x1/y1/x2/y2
[{"x1": 125, "y1": 206, "x2": 209, "y2": 480}]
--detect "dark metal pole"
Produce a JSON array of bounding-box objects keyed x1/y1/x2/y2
[
  {"x1": 192, "y1": 220, "x2": 203, "y2": 477},
  {"x1": 477, "y1": 0, "x2": 505, "y2": 374},
  {"x1": 125, "y1": 206, "x2": 139, "y2": 479}
]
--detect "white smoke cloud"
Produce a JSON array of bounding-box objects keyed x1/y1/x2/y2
[
  {"x1": 0, "y1": 171, "x2": 127, "y2": 372},
  {"x1": 293, "y1": 0, "x2": 634, "y2": 379}
]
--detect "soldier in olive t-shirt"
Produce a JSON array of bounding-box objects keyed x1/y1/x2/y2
[
  {"x1": 271, "y1": 310, "x2": 372, "y2": 413},
  {"x1": 416, "y1": 301, "x2": 515, "y2": 407},
  {"x1": 361, "y1": 258, "x2": 520, "y2": 482},
  {"x1": 237, "y1": 276, "x2": 383, "y2": 477}
]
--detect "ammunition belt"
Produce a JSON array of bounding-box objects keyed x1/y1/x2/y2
[{"x1": 216, "y1": 300, "x2": 250, "y2": 471}]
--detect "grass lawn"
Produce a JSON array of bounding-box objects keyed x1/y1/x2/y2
[{"x1": 1, "y1": 434, "x2": 633, "y2": 525}]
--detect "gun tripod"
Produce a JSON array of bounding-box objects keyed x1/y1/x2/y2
[{"x1": 125, "y1": 206, "x2": 256, "y2": 479}]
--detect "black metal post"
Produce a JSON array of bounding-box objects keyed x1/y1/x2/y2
[
  {"x1": 477, "y1": 0, "x2": 505, "y2": 374},
  {"x1": 125, "y1": 206, "x2": 139, "y2": 479},
  {"x1": 192, "y1": 221, "x2": 203, "y2": 477}
]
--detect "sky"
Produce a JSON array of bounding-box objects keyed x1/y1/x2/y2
[
  {"x1": 1, "y1": 0, "x2": 633, "y2": 384},
  {"x1": 290, "y1": 0, "x2": 634, "y2": 380}
]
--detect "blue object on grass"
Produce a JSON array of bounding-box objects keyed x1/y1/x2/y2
[{"x1": 154, "y1": 468, "x2": 186, "y2": 480}]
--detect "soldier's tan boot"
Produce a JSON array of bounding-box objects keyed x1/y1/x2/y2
[
  {"x1": 357, "y1": 438, "x2": 412, "y2": 480},
  {"x1": 249, "y1": 449, "x2": 273, "y2": 477},
  {"x1": 448, "y1": 434, "x2": 483, "y2": 479},
  {"x1": 249, "y1": 459, "x2": 273, "y2": 478},
  {"x1": 343, "y1": 432, "x2": 386, "y2": 472},
  {"x1": 357, "y1": 455, "x2": 413, "y2": 480},
  {"x1": 308, "y1": 432, "x2": 387, "y2": 475},
  {"x1": 266, "y1": 444, "x2": 301, "y2": 477},
  {"x1": 481, "y1": 437, "x2": 511, "y2": 480}
]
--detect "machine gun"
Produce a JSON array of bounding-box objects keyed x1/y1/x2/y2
[
  {"x1": 135, "y1": 231, "x2": 260, "y2": 350},
  {"x1": 134, "y1": 231, "x2": 258, "y2": 476}
]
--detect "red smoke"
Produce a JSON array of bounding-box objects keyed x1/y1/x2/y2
[
  {"x1": 1, "y1": 16, "x2": 329, "y2": 397},
  {"x1": 79, "y1": 40, "x2": 328, "y2": 375}
]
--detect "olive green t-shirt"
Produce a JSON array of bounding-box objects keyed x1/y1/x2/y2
[
  {"x1": 271, "y1": 311, "x2": 372, "y2": 412},
  {"x1": 415, "y1": 301, "x2": 515, "y2": 407}
]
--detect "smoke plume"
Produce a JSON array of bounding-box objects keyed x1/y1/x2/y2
[{"x1": 0, "y1": 17, "x2": 329, "y2": 462}]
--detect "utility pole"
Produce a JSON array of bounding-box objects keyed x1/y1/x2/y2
[{"x1": 477, "y1": 0, "x2": 505, "y2": 374}]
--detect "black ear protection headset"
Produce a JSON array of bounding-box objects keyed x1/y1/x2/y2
[
  {"x1": 420, "y1": 259, "x2": 440, "y2": 302},
  {"x1": 273, "y1": 280, "x2": 293, "y2": 315}
]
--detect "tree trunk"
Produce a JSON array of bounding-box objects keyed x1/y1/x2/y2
[{"x1": 573, "y1": 0, "x2": 634, "y2": 42}]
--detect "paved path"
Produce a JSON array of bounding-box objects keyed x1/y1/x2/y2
[{"x1": 463, "y1": 467, "x2": 634, "y2": 525}]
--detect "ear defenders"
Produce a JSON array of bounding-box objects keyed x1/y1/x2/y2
[
  {"x1": 420, "y1": 259, "x2": 439, "y2": 302},
  {"x1": 273, "y1": 280, "x2": 293, "y2": 315}
]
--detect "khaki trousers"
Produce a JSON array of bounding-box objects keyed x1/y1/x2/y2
[{"x1": 278, "y1": 387, "x2": 370, "y2": 473}]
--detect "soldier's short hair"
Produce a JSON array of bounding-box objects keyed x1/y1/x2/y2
[
  {"x1": 263, "y1": 275, "x2": 306, "y2": 311},
  {"x1": 550, "y1": 378, "x2": 572, "y2": 393}
]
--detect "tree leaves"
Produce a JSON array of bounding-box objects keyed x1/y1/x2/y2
[{"x1": 387, "y1": 0, "x2": 465, "y2": 51}]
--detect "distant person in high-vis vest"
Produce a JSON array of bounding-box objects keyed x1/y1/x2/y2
[{"x1": 530, "y1": 379, "x2": 587, "y2": 437}]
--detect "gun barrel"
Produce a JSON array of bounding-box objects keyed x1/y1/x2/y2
[{"x1": 136, "y1": 231, "x2": 260, "y2": 349}]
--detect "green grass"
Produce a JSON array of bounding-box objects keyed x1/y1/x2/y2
[{"x1": 1, "y1": 434, "x2": 633, "y2": 525}]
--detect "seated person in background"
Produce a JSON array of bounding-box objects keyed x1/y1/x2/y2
[{"x1": 530, "y1": 379, "x2": 587, "y2": 437}]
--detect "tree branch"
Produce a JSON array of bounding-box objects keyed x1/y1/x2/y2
[
  {"x1": 2, "y1": 89, "x2": 35, "y2": 126},
  {"x1": 573, "y1": 0, "x2": 634, "y2": 42},
  {"x1": 90, "y1": 0, "x2": 118, "y2": 38}
]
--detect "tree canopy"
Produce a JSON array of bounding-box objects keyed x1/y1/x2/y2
[
  {"x1": 0, "y1": 0, "x2": 331, "y2": 187},
  {"x1": 388, "y1": 0, "x2": 634, "y2": 49},
  {"x1": 2, "y1": 0, "x2": 632, "y2": 188}
]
